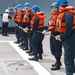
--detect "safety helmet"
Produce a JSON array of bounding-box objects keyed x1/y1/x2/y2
[
  {"x1": 57, "y1": 0, "x2": 68, "y2": 4},
  {"x1": 17, "y1": 4, "x2": 22, "y2": 7},
  {"x1": 24, "y1": 3, "x2": 30, "y2": 8},
  {"x1": 31, "y1": 5, "x2": 40, "y2": 11},
  {"x1": 51, "y1": 2, "x2": 58, "y2": 8},
  {"x1": 17, "y1": 4, "x2": 22, "y2": 9},
  {"x1": 14, "y1": 6, "x2": 17, "y2": 10},
  {"x1": 5, "y1": 9, "x2": 9, "y2": 13}
]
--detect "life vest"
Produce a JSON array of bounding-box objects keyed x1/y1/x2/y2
[
  {"x1": 23, "y1": 8, "x2": 32, "y2": 23},
  {"x1": 12, "y1": 11, "x2": 17, "y2": 22},
  {"x1": 55, "y1": 6, "x2": 75, "y2": 33},
  {"x1": 16, "y1": 9, "x2": 23, "y2": 22},
  {"x1": 48, "y1": 12, "x2": 59, "y2": 31},
  {"x1": 2, "y1": 13, "x2": 9, "y2": 22},
  {"x1": 31, "y1": 11, "x2": 46, "y2": 29}
]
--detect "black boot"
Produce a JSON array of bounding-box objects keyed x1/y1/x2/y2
[
  {"x1": 51, "y1": 57, "x2": 61, "y2": 70},
  {"x1": 14, "y1": 40, "x2": 20, "y2": 44},
  {"x1": 5, "y1": 34, "x2": 9, "y2": 36},
  {"x1": 26, "y1": 47, "x2": 32, "y2": 53},
  {"x1": 51, "y1": 62, "x2": 60, "y2": 70},
  {"x1": 52, "y1": 61, "x2": 62, "y2": 67},
  {"x1": 22, "y1": 46, "x2": 29, "y2": 50},
  {"x1": 18, "y1": 43, "x2": 23, "y2": 47},
  {"x1": 29, "y1": 54, "x2": 38, "y2": 61},
  {"x1": 29, "y1": 52, "x2": 34, "y2": 56},
  {"x1": 20, "y1": 45, "x2": 25, "y2": 49},
  {"x1": 2, "y1": 33, "x2": 4, "y2": 36},
  {"x1": 52, "y1": 56, "x2": 62, "y2": 67},
  {"x1": 38, "y1": 54, "x2": 43, "y2": 60}
]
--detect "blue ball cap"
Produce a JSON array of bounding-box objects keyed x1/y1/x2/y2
[
  {"x1": 31, "y1": 5, "x2": 40, "y2": 11},
  {"x1": 24, "y1": 3, "x2": 30, "y2": 8},
  {"x1": 17, "y1": 4, "x2": 22, "y2": 9},
  {"x1": 14, "y1": 6, "x2": 17, "y2": 10},
  {"x1": 57, "y1": 0, "x2": 68, "y2": 4},
  {"x1": 51, "y1": 2, "x2": 58, "y2": 8}
]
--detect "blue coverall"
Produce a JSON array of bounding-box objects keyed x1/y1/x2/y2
[{"x1": 60, "y1": 12, "x2": 75, "y2": 75}]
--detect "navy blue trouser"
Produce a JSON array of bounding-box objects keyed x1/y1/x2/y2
[
  {"x1": 15, "y1": 26, "x2": 21, "y2": 41},
  {"x1": 22, "y1": 31, "x2": 28, "y2": 47},
  {"x1": 62, "y1": 34, "x2": 75, "y2": 75},
  {"x1": 27, "y1": 30, "x2": 33, "y2": 47},
  {"x1": 50, "y1": 36, "x2": 62, "y2": 57},
  {"x1": 31, "y1": 31, "x2": 44, "y2": 54},
  {"x1": 18, "y1": 22, "x2": 24, "y2": 42},
  {"x1": 2, "y1": 22, "x2": 8, "y2": 35}
]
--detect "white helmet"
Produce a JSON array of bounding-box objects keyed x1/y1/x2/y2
[{"x1": 5, "y1": 9, "x2": 9, "y2": 13}]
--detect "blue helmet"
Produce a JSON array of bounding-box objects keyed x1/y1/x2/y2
[
  {"x1": 24, "y1": 3, "x2": 30, "y2": 8},
  {"x1": 17, "y1": 4, "x2": 22, "y2": 9},
  {"x1": 57, "y1": 0, "x2": 68, "y2": 4},
  {"x1": 14, "y1": 6, "x2": 17, "y2": 10},
  {"x1": 31, "y1": 5, "x2": 40, "y2": 11},
  {"x1": 51, "y1": 2, "x2": 58, "y2": 8}
]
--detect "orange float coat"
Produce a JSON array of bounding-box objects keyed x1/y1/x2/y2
[
  {"x1": 31, "y1": 11, "x2": 46, "y2": 29},
  {"x1": 23, "y1": 8, "x2": 32, "y2": 23},
  {"x1": 16, "y1": 9, "x2": 23, "y2": 23},
  {"x1": 56, "y1": 6, "x2": 75, "y2": 33},
  {"x1": 48, "y1": 12, "x2": 59, "y2": 31},
  {"x1": 12, "y1": 11, "x2": 18, "y2": 22}
]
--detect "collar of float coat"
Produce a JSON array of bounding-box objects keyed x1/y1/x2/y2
[
  {"x1": 60, "y1": 6, "x2": 75, "y2": 14},
  {"x1": 34, "y1": 11, "x2": 46, "y2": 19}
]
